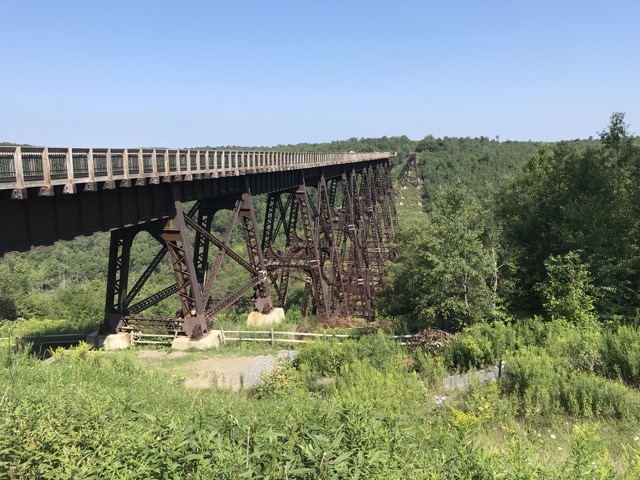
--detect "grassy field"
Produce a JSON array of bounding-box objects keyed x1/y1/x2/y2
[{"x1": 2, "y1": 320, "x2": 640, "y2": 479}]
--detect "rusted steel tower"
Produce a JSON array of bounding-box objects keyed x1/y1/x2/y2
[
  {"x1": 0, "y1": 147, "x2": 398, "y2": 339},
  {"x1": 397, "y1": 152, "x2": 421, "y2": 188}
]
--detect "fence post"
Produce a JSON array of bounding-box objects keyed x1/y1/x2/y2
[{"x1": 270, "y1": 329, "x2": 275, "y2": 347}]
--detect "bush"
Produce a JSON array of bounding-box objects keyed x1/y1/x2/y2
[
  {"x1": 295, "y1": 332, "x2": 405, "y2": 377},
  {"x1": 600, "y1": 325, "x2": 640, "y2": 386},
  {"x1": 413, "y1": 349, "x2": 447, "y2": 388},
  {"x1": 252, "y1": 361, "x2": 298, "y2": 399},
  {"x1": 543, "y1": 320, "x2": 603, "y2": 374},
  {"x1": 295, "y1": 341, "x2": 349, "y2": 377},
  {"x1": 502, "y1": 347, "x2": 638, "y2": 420},
  {"x1": 501, "y1": 347, "x2": 562, "y2": 418},
  {"x1": 442, "y1": 322, "x2": 500, "y2": 371}
]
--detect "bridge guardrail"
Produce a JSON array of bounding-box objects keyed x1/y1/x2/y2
[{"x1": 0, "y1": 147, "x2": 390, "y2": 195}]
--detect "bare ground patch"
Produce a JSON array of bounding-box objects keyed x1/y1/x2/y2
[{"x1": 136, "y1": 349, "x2": 283, "y2": 391}]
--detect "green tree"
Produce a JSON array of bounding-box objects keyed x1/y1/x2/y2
[
  {"x1": 381, "y1": 184, "x2": 496, "y2": 331},
  {"x1": 494, "y1": 113, "x2": 640, "y2": 318},
  {"x1": 0, "y1": 264, "x2": 17, "y2": 320},
  {"x1": 539, "y1": 252, "x2": 597, "y2": 325}
]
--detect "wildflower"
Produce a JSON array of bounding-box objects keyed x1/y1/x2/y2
[
  {"x1": 635, "y1": 436, "x2": 640, "y2": 442},
  {"x1": 558, "y1": 447, "x2": 563, "y2": 451},
  {"x1": 550, "y1": 434, "x2": 556, "y2": 440}
]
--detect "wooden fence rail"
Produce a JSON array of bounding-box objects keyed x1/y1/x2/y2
[
  {"x1": 1, "y1": 331, "x2": 419, "y2": 348},
  {"x1": 220, "y1": 329, "x2": 417, "y2": 347}
]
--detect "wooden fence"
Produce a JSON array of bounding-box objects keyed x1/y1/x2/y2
[
  {"x1": 0, "y1": 330, "x2": 419, "y2": 348},
  {"x1": 220, "y1": 330, "x2": 417, "y2": 347}
]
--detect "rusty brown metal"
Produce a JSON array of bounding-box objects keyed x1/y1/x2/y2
[
  {"x1": 397, "y1": 152, "x2": 421, "y2": 188},
  {"x1": 98, "y1": 157, "x2": 398, "y2": 338}
]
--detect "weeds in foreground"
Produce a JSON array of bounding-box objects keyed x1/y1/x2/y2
[{"x1": 3, "y1": 321, "x2": 640, "y2": 477}]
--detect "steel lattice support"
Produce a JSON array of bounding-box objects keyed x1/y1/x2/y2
[
  {"x1": 398, "y1": 152, "x2": 421, "y2": 188},
  {"x1": 193, "y1": 208, "x2": 214, "y2": 283},
  {"x1": 262, "y1": 190, "x2": 296, "y2": 308},
  {"x1": 338, "y1": 170, "x2": 371, "y2": 317},
  {"x1": 101, "y1": 228, "x2": 135, "y2": 334},
  {"x1": 296, "y1": 183, "x2": 330, "y2": 321},
  {"x1": 359, "y1": 167, "x2": 385, "y2": 289},
  {"x1": 316, "y1": 175, "x2": 346, "y2": 314},
  {"x1": 239, "y1": 191, "x2": 273, "y2": 314},
  {"x1": 159, "y1": 201, "x2": 207, "y2": 339},
  {"x1": 100, "y1": 159, "x2": 400, "y2": 337}
]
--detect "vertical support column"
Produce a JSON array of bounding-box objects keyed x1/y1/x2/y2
[
  {"x1": 386, "y1": 161, "x2": 400, "y2": 233},
  {"x1": 161, "y1": 201, "x2": 207, "y2": 339},
  {"x1": 340, "y1": 170, "x2": 371, "y2": 318},
  {"x1": 240, "y1": 188, "x2": 273, "y2": 313},
  {"x1": 296, "y1": 183, "x2": 330, "y2": 321},
  {"x1": 261, "y1": 190, "x2": 296, "y2": 308},
  {"x1": 101, "y1": 229, "x2": 135, "y2": 334},
  {"x1": 361, "y1": 167, "x2": 385, "y2": 288},
  {"x1": 316, "y1": 175, "x2": 345, "y2": 314},
  {"x1": 378, "y1": 163, "x2": 398, "y2": 260},
  {"x1": 193, "y1": 203, "x2": 213, "y2": 283}
]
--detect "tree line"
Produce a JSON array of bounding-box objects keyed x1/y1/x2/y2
[{"x1": 381, "y1": 113, "x2": 640, "y2": 331}]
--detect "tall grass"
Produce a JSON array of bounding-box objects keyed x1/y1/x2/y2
[{"x1": 2, "y1": 323, "x2": 640, "y2": 477}]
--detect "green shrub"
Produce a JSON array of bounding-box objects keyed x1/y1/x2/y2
[
  {"x1": 252, "y1": 361, "x2": 298, "y2": 399},
  {"x1": 543, "y1": 320, "x2": 603, "y2": 374},
  {"x1": 559, "y1": 372, "x2": 632, "y2": 419},
  {"x1": 501, "y1": 347, "x2": 563, "y2": 418},
  {"x1": 600, "y1": 325, "x2": 640, "y2": 386},
  {"x1": 295, "y1": 332, "x2": 405, "y2": 377},
  {"x1": 413, "y1": 349, "x2": 447, "y2": 388},
  {"x1": 443, "y1": 323, "x2": 497, "y2": 371},
  {"x1": 295, "y1": 341, "x2": 349, "y2": 376},
  {"x1": 503, "y1": 347, "x2": 638, "y2": 420},
  {"x1": 347, "y1": 331, "x2": 405, "y2": 372}
]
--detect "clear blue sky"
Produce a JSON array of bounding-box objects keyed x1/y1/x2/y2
[{"x1": 1, "y1": 0, "x2": 638, "y2": 147}]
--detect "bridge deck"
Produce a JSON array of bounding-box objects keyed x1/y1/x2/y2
[
  {"x1": 0, "y1": 147, "x2": 392, "y2": 256},
  {"x1": 0, "y1": 147, "x2": 390, "y2": 195}
]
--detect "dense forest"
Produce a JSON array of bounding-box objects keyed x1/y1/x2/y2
[{"x1": 380, "y1": 113, "x2": 640, "y2": 332}]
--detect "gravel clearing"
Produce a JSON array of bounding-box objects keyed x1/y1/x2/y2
[
  {"x1": 442, "y1": 362, "x2": 505, "y2": 390},
  {"x1": 163, "y1": 350, "x2": 299, "y2": 391},
  {"x1": 238, "y1": 350, "x2": 299, "y2": 388}
]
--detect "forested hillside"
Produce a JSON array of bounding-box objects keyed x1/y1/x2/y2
[
  {"x1": 381, "y1": 113, "x2": 640, "y2": 330},
  {"x1": 0, "y1": 132, "x2": 544, "y2": 329},
  {"x1": 0, "y1": 117, "x2": 634, "y2": 335}
]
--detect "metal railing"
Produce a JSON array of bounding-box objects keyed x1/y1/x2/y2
[{"x1": 0, "y1": 147, "x2": 390, "y2": 194}]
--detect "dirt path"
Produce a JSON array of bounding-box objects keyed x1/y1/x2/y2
[{"x1": 136, "y1": 350, "x2": 295, "y2": 391}]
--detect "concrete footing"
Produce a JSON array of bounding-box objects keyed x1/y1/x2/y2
[
  {"x1": 103, "y1": 332, "x2": 132, "y2": 351},
  {"x1": 86, "y1": 330, "x2": 105, "y2": 349},
  {"x1": 246, "y1": 307, "x2": 285, "y2": 327},
  {"x1": 171, "y1": 330, "x2": 222, "y2": 351}
]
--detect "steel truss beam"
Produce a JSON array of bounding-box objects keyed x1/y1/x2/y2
[
  {"x1": 397, "y1": 152, "x2": 421, "y2": 188},
  {"x1": 101, "y1": 161, "x2": 399, "y2": 337}
]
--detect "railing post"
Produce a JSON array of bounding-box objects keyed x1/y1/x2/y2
[
  {"x1": 63, "y1": 147, "x2": 76, "y2": 194},
  {"x1": 11, "y1": 147, "x2": 26, "y2": 199},
  {"x1": 122, "y1": 149, "x2": 131, "y2": 186},
  {"x1": 87, "y1": 148, "x2": 95, "y2": 183},
  {"x1": 136, "y1": 149, "x2": 144, "y2": 185},
  {"x1": 39, "y1": 147, "x2": 53, "y2": 196}
]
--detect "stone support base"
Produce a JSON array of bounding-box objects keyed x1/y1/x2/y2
[
  {"x1": 103, "y1": 332, "x2": 132, "y2": 351},
  {"x1": 171, "y1": 330, "x2": 222, "y2": 351},
  {"x1": 246, "y1": 307, "x2": 285, "y2": 327}
]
